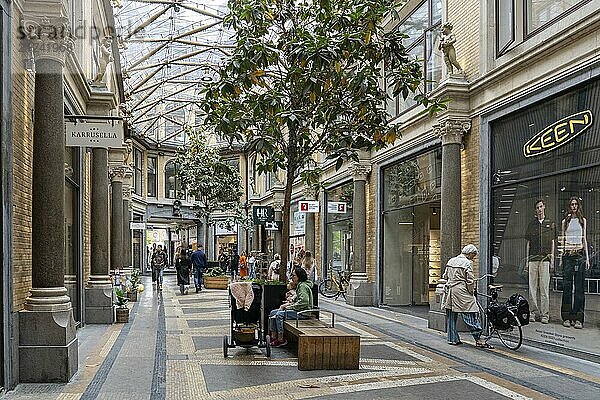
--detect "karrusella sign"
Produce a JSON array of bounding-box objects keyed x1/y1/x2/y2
[
  {"x1": 66, "y1": 120, "x2": 124, "y2": 148},
  {"x1": 522, "y1": 110, "x2": 593, "y2": 158}
]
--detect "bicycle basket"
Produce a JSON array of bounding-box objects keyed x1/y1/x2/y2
[
  {"x1": 486, "y1": 303, "x2": 512, "y2": 330},
  {"x1": 506, "y1": 293, "x2": 530, "y2": 326}
]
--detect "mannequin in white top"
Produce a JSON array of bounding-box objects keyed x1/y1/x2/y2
[{"x1": 559, "y1": 197, "x2": 590, "y2": 329}]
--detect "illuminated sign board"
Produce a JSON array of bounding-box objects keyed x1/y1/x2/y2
[{"x1": 523, "y1": 110, "x2": 593, "y2": 158}]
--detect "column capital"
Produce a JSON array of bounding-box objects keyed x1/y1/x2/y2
[
  {"x1": 21, "y1": 16, "x2": 74, "y2": 64},
  {"x1": 122, "y1": 184, "x2": 133, "y2": 201},
  {"x1": 272, "y1": 186, "x2": 285, "y2": 211},
  {"x1": 109, "y1": 166, "x2": 127, "y2": 182},
  {"x1": 433, "y1": 118, "x2": 471, "y2": 145},
  {"x1": 351, "y1": 163, "x2": 371, "y2": 181}
]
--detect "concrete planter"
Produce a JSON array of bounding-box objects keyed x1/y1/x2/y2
[
  {"x1": 116, "y1": 307, "x2": 129, "y2": 323},
  {"x1": 204, "y1": 276, "x2": 229, "y2": 290}
]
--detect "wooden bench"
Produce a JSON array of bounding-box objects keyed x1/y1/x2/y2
[{"x1": 283, "y1": 310, "x2": 360, "y2": 370}]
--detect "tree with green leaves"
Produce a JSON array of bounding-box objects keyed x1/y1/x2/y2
[
  {"x1": 176, "y1": 130, "x2": 248, "y2": 255},
  {"x1": 201, "y1": 0, "x2": 446, "y2": 280}
]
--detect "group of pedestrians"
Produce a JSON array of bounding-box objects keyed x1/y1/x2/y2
[
  {"x1": 174, "y1": 245, "x2": 208, "y2": 294},
  {"x1": 219, "y1": 249, "x2": 258, "y2": 281}
]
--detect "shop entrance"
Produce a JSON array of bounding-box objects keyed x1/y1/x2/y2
[{"x1": 381, "y1": 202, "x2": 440, "y2": 306}]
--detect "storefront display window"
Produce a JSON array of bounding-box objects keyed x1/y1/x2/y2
[
  {"x1": 325, "y1": 183, "x2": 354, "y2": 278},
  {"x1": 381, "y1": 148, "x2": 441, "y2": 306},
  {"x1": 490, "y1": 78, "x2": 600, "y2": 355},
  {"x1": 64, "y1": 146, "x2": 81, "y2": 322},
  {"x1": 289, "y1": 201, "x2": 305, "y2": 262}
]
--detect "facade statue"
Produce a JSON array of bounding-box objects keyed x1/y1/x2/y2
[
  {"x1": 439, "y1": 23, "x2": 462, "y2": 75},
  {"x1": 91, "y1": 36, "x2": 113, "y2": 85}
]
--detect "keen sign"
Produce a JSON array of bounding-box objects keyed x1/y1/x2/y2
[{"x1": 523, "y1": 110, "x2": 593, "y2": 158}]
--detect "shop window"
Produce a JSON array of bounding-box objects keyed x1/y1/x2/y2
[
  {"x1": 164, "y1": 159, "x2": 181, "y2": 199},
  {"x1": 133, "y1": 147, "x2": 142, "y2": 196},
  {"x1": 147, "y1": 156, "x2": 157, "y2": 197},
  {"x1": 381, "y1": 148, "x2": 442, "y2": 306},
  {"x1": 490, "y1": 78, "x2": 600, "y2": 354},
  {"x1": 386, "y1": 0, "x2": 442, "y2": 117},
  {"x1": 64, "y1": 146, "x2": 81, "y2": 322},
  {"x1": 496, "y1": 0, "x2": 589, "y2": 56},
  {"x1": 325, "y1": 182, "x2": 354, "y2": 278}
]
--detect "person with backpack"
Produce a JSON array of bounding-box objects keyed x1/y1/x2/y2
[{"x1": 153, "y1": 245, "x2": 168, "y2": 291}]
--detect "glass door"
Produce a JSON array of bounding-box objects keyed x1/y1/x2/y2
[{"x1": 382, "y1": 208, "x2": 414, "y2": 305}]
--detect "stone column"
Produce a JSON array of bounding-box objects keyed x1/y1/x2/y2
[
  {"x1": 428, "y1": 118, "x2": 471, "y2": 330},
  {"x1": 85, "y1": 147, "x2": 114, "y2": 324},
  {"x1": 346, "y1": 162, "x2": 374, "y2": 306},
  {"x1": 110, "y1": 166, "x2": 125, "y2": 271},
  {"x1": 122, "y1": 180, "x2": 132, "y2": 268},
  {"x1": 18, "y1": 15, "x2": 78, "y2": 382}
]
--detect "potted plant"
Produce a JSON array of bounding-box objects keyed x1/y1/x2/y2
[
  {"x1": 115, "y1": 288, "x2": 129, "y2": 323},
  {"x1": 126, "y1": 268, "x2": 142, "y2": 302},
  {"x1": 204, "y1": 267, "x2": 229, "y2": 289}
]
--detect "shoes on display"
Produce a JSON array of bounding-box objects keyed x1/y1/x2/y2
[
  {"x1": 541, "y1": 317, "x2": 549, "y2": 324},
  {"x1": 574, "y1": 321, "x2": 583, "y2": 329},
  {"x1": 562, "y1": 320, "x2": 571, "y2": 327}
]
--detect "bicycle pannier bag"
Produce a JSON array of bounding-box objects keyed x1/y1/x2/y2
[
  {"x1": 486, "y1": 303, "x2": 512, "y2": 330},
  {"x1": 507, "y1": 293, "x2": 530, "y2": 326}
]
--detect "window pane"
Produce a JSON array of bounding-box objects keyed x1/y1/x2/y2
[
  {"x1": 526, "y1": 0, "x2": 583, "y2": 33},
  {"x1": 398, "y1": 41, "x2": 424, "y2": 113},
  {"x1": 426, "y1": 29, "x2": 442, "y2": 92},
  {"x1": 165, "y1": 161, "x2": 178, "y2": 199},
  {"x1": 431, "y1": 0, "x2": 442, "y2": 25},
  {"x1": 147, "y1": 157, "x2": 157, "y2": 197},
  {"x1": 497, "y1": 0, "x2": 514, "y2": 52},
  {"x1": 399, "y1": 2, "x2": 428, "y2": 46}
]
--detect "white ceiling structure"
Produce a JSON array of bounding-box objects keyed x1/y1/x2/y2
[{"x1": 114, "y1": 0, "x2": 234, "y2": 146}]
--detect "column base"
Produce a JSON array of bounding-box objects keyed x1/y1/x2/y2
[
  {"x1": 345, "y1": 275, "x2": 374, "y2": 307},
  {"x1": 18, "y1": 307, "x2": 78, "y2": 382},
  {"x1": 85, "y1": 283, "x2": 115, "y2": 324}
]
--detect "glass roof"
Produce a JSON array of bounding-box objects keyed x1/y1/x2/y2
[{"x1": 114, "y1": 0, "x2": 234, "y2": 146}]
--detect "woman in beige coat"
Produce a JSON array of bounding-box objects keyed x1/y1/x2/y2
[{"x1": 441, "y1": 244, "x2": 490, "y2": 348}]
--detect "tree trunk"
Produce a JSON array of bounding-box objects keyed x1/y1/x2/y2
[{"x1": 279, "y1": 167, "x2": 295, "y2": 283}]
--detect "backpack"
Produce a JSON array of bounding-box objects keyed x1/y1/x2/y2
[{"x1": 506, "y1": 293, "x2": 530, "y2": 326}]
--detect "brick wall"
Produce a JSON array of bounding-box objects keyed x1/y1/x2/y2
[
  {"x1": 448, "y1": 0, "x2": 480, "y2": 80},
  {"x1": 461, "y1": 117, "x2": 480, "y2": 274},
  {"x1": 11, "y1": 7, "x2": 35, "y2": 311}
]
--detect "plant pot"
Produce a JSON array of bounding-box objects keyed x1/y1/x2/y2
[
  {"x1": 127, "y1": 290, "x2": 138, "y2": 302},
  {"x1": 116, "y1": 307, "x2": 129, "y2": 323},
  {"x1": 204, "y1": 276, "x2": 229, "y2": 289}
]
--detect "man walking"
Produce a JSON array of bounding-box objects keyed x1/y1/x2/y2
[
  {"x1": 153, "y1": 244, "x2": 168, "y2": 291},
  {"x1": 525, "y1": 198, "x2": 556, "y2": 324},
  {"x1": 191, "y1": 244, "x2": 207, "y2": 292}
]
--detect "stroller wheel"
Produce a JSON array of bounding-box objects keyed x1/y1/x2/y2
[{"x1": 223, "y1": 335, "x2": 229, "y2": 358}]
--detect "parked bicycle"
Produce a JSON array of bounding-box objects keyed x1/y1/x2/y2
[
  {"x1": 319, "y1": 267, "x2": 351, "y2": 300},
  {"x1": 475, "y1": 274, "x2": 528, "y2": 350}
]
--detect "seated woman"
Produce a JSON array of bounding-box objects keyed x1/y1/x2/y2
[{"x1": 268, "y1": 266, "x2": 313, "y2": 347}]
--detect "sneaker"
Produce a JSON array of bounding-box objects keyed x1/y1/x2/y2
[
  {"x1": 574, "y1": 321, "x2": 583, "y2": 329},
  {"x1": 272, "y1": 340, "x2": 287, "y2": 348},
  {"x1": 184, "y1": 288, "x2": 189, "y2": 295},
  {"x1": 529, "y1": 314, "x2": 536, "y2": 323},
  {"x1": 541, "y1": 316, "x2": 549, "y2": 324},
  {"x1": 195, "y1": 286, "x2": 199, "y2": 293},
  {"x1": 563, "y1": 320, "x2": 571, "y2": 327}
]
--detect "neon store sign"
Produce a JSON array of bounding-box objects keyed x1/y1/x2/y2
[{"x1": 522, "y1": 110, "x2": 593, "y2": 158}]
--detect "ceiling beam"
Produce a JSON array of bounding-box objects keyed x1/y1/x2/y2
[{"x1": 125, "y1": 6, "x2": 170, "y2": 40}]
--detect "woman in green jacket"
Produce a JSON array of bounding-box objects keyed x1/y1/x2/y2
[{"x1": 269, "y1": 266, "x2": 314, "y2": 347}]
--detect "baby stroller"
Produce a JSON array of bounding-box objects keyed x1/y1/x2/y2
[{"x1": 224, "y1": 282, "x2": 271, "y2": 357}]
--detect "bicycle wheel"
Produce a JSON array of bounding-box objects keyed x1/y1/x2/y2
[
  {"x1": 319, "y1": 279, "x2": 339, "y2": 298},
  {"x1": 495, "y1": 324, "x2": 523, "y2": 350}
]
